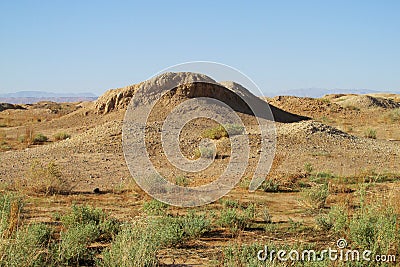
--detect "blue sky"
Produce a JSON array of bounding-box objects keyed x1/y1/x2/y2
[{"x1": 0, "y1": 1, "x2": 399, "y2": 95}]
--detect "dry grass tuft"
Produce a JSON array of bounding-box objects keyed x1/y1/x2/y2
[{"x1": 19, "y1": 160, "x2": 73, "y2": 195}]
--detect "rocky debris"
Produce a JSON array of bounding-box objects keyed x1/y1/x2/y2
[
  {"x1": 0, "y1": 103, "x2": 25, "y2": 112},
  {"x1": 278, "y1": 120, "x2": 355, "y2": 139},
  {"x1": 336, "y1": 95, "x2": 400, "y2": 109}
]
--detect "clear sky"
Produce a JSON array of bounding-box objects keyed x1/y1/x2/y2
[{"x1": 1, "y1": 1, "x2": 399, "y2": 95}]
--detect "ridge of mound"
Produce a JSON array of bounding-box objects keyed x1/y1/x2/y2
[
  {"x1": 266, "y1": 95, "x2": 348, "y2": 119},
  {"x1": 95, "y1": 72, "x2": 309, "y2": 123},
  {"x1": 337, "y1": 95, "x2": 400, "y2": 109},
  {"x1": 95, "y1": 72, "x2": 215, "y2": 114},
  {"x1": 279, "y1": 120, "x2": 355, "y2": 139},
  {"x1": 0, "y1": 103, "x2": 25, "y2": 112}
]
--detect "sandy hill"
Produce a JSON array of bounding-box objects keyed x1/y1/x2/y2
[{"x1": 0, "y1": 73, "x2": 399, "y2": 192}]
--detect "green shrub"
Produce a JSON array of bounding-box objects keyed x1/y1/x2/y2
[
  {"x1": 61, "y1": 204, "x2": 120, "y2": 240},
  {"x1": 0, "y1": 223, "x2": 52, "y2": 266},
  {"x1": 181, "y1": 211, "x2": 211, "y2": 239},
  {"x1": 349, "y1": 205, "x2": 398, "y2": 255},
  {"x1": 99, "y1": 223, "x2": 159, "y2": 267},
  {"x1": 0, "y1": 143, "x2": 11, "y2": 151},
  {"x1": 198, "y1": 145, "x2": 215, "y2": 158},
  {"x1": 300, "y1": 183, "x2": 329, "y2": 210},
  {"x1": 151, "y1": 211, "x2": 211, "y2": 246},
  {"x1": 309, "y1": 172, "x2": 336, "y2": 184},
  {"x1": 260, "y1": 179, "x2": 280, "y2": 192},
  {"x1": 17, "y1": 134, "x2": 26, "y2": 143},
  {"x1": 61, "y1": 205, "x2": 105, "y2": 228},
  {"x1": 220, "y1": 198, "x2": 240, "y2": 208},
  {"x1": 32, "y1": 133, "x2": 48, "y2": 144},
  {"x1": 316, "y1": 205, "x2": 348, "y2": 232},
  {"x1": 202, "y1": 124, "x2": 244, "y2": 140},
  {"x1": 142, "y1": 199, "x2": 169, "y2": 216},
  {"x1": 53, "y1": 132, "x2": 71, "y2": 141},
  {"x1": 56, "y1": 223, "x2": 100, "y2": 265},
  {"x1": 151, "y1": 217, "x2": 185, "y2": 246},
  {"x1": 99, "y1": 217, "x2": 121, "y2": 240},
  {"x1": 304, "y1": 162, "x2": 313, "y2": 175},
  {"x1": 218, "y1": 204, "x2": 255, "y2": 235},
  {"x1": 224, "y1": 124, "x2": 245, "y2": 135},
  {"x1": 175, "y1": 175, "x2": 190, "y2": 187},
  {"x1": 317, "y1": 193, "x2": 399, "y2": 258},
  {"x1": 220, "y1": 243, "x2": 264, "y2": 267},
  {"x1": 100, "y1": 212, "x2": 210, "y2": 267},
  {"x1": 364, "y1": 128, "x2": 377, "y2": 139}
]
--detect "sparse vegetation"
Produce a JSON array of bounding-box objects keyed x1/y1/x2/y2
[
  {"x1": 21, "y1": 160, "x2": 72, "y2": 195},
  {"x1": 142, "y1": 199, "x2": 169, "y2": 216},
  {"x1": 388, "y1": 108, "x2": 400, "y2": 122},
  {"x1": 202, "y1": 123, "x2": 244, "y2": 140},
  {"x1": 100, "y1": 210, "x2": 210, "y2": 266},
  {"x1": 259, "y1": 178, "x2": 280, "y2": 192},
  {"x1": 57, "y1": 222, "x2": 100, "y2": 265},
  {"x1": 0, "y1": 85, "x2": 399, "y2": 266},
  {"x1": 198, "y1": 145, "x2": 215, "y2": 158},
  {"x1": 32, "y1": 133, "x2": 48, "y2": 144},
  {"x1": 300, "y1": 183, "x2": 329, "y2": 210},
  {"x1": 218, "y1": 243, "x2": 264, "y2": 266},
  {"x1": 99, "y1": 222, "x2": 159, "y2": 267},
  {"x1": 175, "y1": 175, "x2": 190, "y2": 187},
  {"x1": 17, "y1": 134, "x2": 26, "y2": 143},
  {"x1": 220, "y1": 198, "x2": 240, "y2": 208},
  {"x1": 364, "y1": 128, "x2": 377, "y2": 139},
  {"x1": 345, "y1": 105, "x2": 361, "y2": 111},
  {"x1": 309, "y1": 171, "x2": 336, "y2": 184},
  {"x1": 304, "y1": 162, "x2": 313, "y2": 175},
  {"x1": 0, "y1": 223, "x2": 52, "y2": 266},
  {"x1": 217, "y1": 204, "x2": 255, "y2": 235},
  {"x1": 0, "y1": 193, "x2": 23, "y2": 236},
  {"x1": 53, "y1": 131, "x2": 71, "y2": 141},
  {"x1": 316, "y1": 192, "x2": 399, "y2": 258},
  {"x1": 261, "y1": 207, "x2": 272, "y2": 223}
]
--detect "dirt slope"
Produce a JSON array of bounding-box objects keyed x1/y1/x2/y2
[{"x1": 0, "y1": 74, "x2": 399, "y2": 192}]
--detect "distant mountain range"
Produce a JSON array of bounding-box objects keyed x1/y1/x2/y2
[
  {"x1": 1, "y1": 88, "x2": 399, "y2": 104},
  {"x1": 272, "y1": 88, "x2": 400, "y2": 98},
  {"x1": 0, "y1": 91, "x2": 98, "y2": 104}
]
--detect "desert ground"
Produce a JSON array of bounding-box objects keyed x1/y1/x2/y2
[{"x1": 0, "y1": 73, "x2": 399, "y2": 266}]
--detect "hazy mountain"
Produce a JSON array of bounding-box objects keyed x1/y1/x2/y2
[
  {"x1": 274, "y1": 88, "x2": 399, "y2": 98},
  {"x1": 0, "y1": 91, "x2": 97, "y2": 98},
  {"x1": 0, "y1": 91, "x2": 98, "y2": 104}
]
